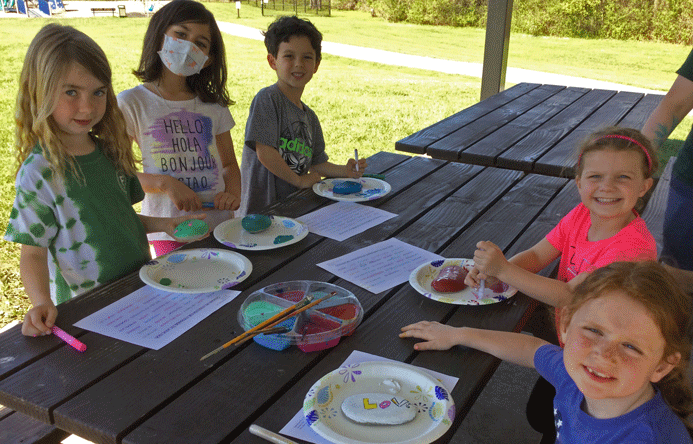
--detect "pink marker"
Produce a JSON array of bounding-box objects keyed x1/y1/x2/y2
[{"x1": 51, "y1": 326, "x2": 87, "y2": 352}]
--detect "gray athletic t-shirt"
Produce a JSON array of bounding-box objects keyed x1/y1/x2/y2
[{"x1": 238, "y1": 84, "x2": 327, "y2": 216}]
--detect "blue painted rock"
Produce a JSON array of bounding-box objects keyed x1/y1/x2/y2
[
  {"x1": 333, "y1": 180, "x2": 363, "y2": 195},
  {"x1": 242, "y1": 214, "x2": 272, "y2": 233},
  {"x1": 341, "y1": 393, "x2": 416, "y2": 425},
  {"x1": 173, "y1": 219, "x2": 209, "y2": 241}
]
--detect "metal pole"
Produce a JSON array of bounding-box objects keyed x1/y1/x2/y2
[{"x1": 480, "y1": 0, "x2": 513, "y2": 100}]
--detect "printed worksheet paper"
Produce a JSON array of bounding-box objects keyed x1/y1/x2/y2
[
  {"x1": 297, "y1": 202, "x2": 397, "y2": 242},
  {"x1": 317, "y1": 238, "x2": 443, "y2": 294},
  {"x1": 74, "y1": 286, "x2": 240, "y2": 349}
]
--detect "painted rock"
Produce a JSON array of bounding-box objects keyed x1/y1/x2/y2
[
  {"x1": 431, "y1": 265, "x2": 468, "y2": 293},
  {"x1": 487, "y1": 278, "x2": 509, "y2": 294},
  {"x1": 242, "y1": 214, "x2": 272, "y2": 234},
  {"x1": 173, "y1": 219, "x2": 209, "y2": 241},
  {"x1": 341, "y1": 393, "x2": 416, "y2": 425},
  {"x1": 333, "y1": 180, "x2": 363, "y2": 195}
]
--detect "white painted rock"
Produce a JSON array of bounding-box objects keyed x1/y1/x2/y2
[{"x1": 341, "y1": 393, "x2": 416, "y2": 425}]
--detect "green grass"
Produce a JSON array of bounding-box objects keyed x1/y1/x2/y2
[{"x1": 0, "y1": 8, "x2": 689, "y2": 328}]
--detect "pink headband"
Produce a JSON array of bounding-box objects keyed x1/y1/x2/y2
[{"x1": 579, "y1": 134, "x2": 653, "y2": 174}]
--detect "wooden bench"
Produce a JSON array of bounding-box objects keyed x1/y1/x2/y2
[
  {"x1": 90, "y1": 6, "x2": 114, "y2": 15},
  {"x1": 642, "y1": 156, "x2": 676, "y2": 256},
  {"x1": 0, "y1": 405, "x2": 69, "y2": 444}
]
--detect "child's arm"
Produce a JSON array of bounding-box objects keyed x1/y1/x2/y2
[
  {"x1": 399, "y1": 321, "x2": 548, "y2": 368},
  {"x1": 20, "y1": 245, "x2": 57, "y2": 336},
  {"x1": 214, "y1": 131, "x2": 241, "y2": 211},
  {"x1": 466, "y1": 239, "x2": 573, "y2": 307},
  {"x1": 136, "y1": 172, "x2": 202, "y2": 212},
  {"x1": 255, "y1": 143, "x2": 323, "y2": 188},
  {"x1": 310, "y1": 158, "x2": 367, "y2": 179},
  {"x1": 138, "y1": 213, "x2": 208, "y2": 239}
]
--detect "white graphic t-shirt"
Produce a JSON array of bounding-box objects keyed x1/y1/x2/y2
[{"x1": 118, "y1": 85, "x2": 235, "y2": 240}]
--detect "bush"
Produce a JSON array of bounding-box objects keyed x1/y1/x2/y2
[{"x1": 358, "y1": 0, "x2": 693, "y2": 44}]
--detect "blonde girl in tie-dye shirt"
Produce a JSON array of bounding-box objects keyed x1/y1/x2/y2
[{"x1": 5, "y1": 24, "x2": 206, "y2": 337}]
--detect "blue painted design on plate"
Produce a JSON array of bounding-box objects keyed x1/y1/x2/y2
[
  {"x1": 166, "y1": 253, "x2": 187, "y2": 263},
  {"x1": 435, "y1": 386, "x2": 449, "y2": 401},
  {"x1": 306, "y1": 410, "x2": 319, "y2": 426}
]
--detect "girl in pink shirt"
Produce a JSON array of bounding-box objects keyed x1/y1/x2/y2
[{"x1": 466, "y1": 126, "x2": 658, "y2": 311}]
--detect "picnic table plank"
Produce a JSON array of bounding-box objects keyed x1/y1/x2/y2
[
  {"x1": 618, "y1": 93, "x2": 665, "y2": 130},
  {"x1": 395, "y1": 83, "x2": 540, "y2": 154},
  {"x1": 495, "y1": 88, "x2": 617, "y2": 173},
  {"x1": 534, "y1": 91, "x2": 643, "y2": 177},
  {"x1": 458, "y1": 87, "x2": 590, "y2": 167},
  {"x1": 426, "y1": 84, "x2": 566, "y2": 161},
  {"x1": 52, "y1": 155, "x2": 446, "y2": 443}
]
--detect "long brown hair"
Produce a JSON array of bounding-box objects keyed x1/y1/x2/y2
[
  {"x1": 132, "y1": 0, "x2": 232, "y2": 107},
  {"x1": 15, "y1": 23, "x2": 136, "y2": 180},
  {"x1": 565, "y1": 261, "x2": 692, "y2": 428}
]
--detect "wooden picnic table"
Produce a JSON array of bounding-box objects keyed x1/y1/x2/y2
[
  {"x1": 0, "y1": 151, "x2": 580, "y2": 444},
  {"x1": 396, "y1": 83, "x2": 664, "y2": 178}
]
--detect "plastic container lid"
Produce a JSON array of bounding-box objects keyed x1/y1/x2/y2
[{"x1": 238, "y1": 281, "x2": 363, "y2": 352}]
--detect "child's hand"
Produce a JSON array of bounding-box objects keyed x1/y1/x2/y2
[
  {"x1": 164, "y1": 213, "x2": 208, "y2": 240},
  {"x1": 22, "y1": 303, "x2": 57, "y2": 337},
  {"x1": 345, "y1": 158, "x2": 367, "y2": 178},
  {"x1": 400, "y1": 321, "x2": 463, "y2": 351},
  {"x1": 464, "y1": 267, "x2": 486, "y2": 288},
  {"x1": 213, "y1": 191, "x2": 241, "y2": 211},
  {"x1": 165, "y1": 178, "x2": 202, "y2": 212},
  {"x1": 298, "y1": 171, "x2": 324, "y2": 189},
  {"x1": 472, "y1": 241, "x2": 508, "y2": 278}
]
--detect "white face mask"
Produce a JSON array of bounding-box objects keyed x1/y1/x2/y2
[{"x1": 158, "y1": 34, "x2": 209, "y2": 77}]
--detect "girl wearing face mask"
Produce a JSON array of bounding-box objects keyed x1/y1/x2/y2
[{"x1": 118, "y1": 0, "x2": 240, "y2": 257}]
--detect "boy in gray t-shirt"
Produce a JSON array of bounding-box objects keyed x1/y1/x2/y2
[{"x1": 238, "y1": 16, "x2": 367, "y2": 216}]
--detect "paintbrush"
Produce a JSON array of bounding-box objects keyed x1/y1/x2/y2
[
  {"x1": 230, "y1": 291, "x2": 339, "y2": 348},
  {"x1": 200, "y1": 295, "x2": 314, "y2": 361}
]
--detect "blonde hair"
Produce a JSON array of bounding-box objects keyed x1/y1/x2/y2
[
  {"x1": 575, "y1": 126, "x2": 658, "y2": 179},
  {"x1": 565, "y1": 261, "x2": 693, "y2": 427},
  {"x1": 15, "y1": 23, "x2": 136, "y2": 180}
]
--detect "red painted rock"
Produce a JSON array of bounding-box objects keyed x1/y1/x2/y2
[{"x1": 431, "y1": 265, "x2": 468, "y2": 293}]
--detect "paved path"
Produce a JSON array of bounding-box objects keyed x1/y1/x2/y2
[{"x1": 216, "y1": 21, "x2": 665, "y2": 95}]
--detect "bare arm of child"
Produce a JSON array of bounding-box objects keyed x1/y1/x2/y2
[
  {"x1": 138, "y1": 213, "x2": 208, "y2": 239},
  {"x1": 642, "y1": 75, "x2": 693, "y2": 149},
  {"x1": 310, "y1": 158, "x2": 367, "y2": 179},
  {"x1": 465, "y1": 239, "x2": 573, "y2": 307},
  {"x1": 399, "y1": 321, "x2": 549, "y2": 368},
  {"x1": 214, "y1": 131, "x2": 241, "y2": 211},
  {"x1": 255, "y1": 142, "x2": 323, "y2": 188},
  {"x1": 136, "y1": 172, "x2": 202, "y2": 212},
  {"x1": 20, "y1": 244, "x2": 57, "y2": 336}
]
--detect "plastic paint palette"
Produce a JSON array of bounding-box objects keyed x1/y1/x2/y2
[{"x1": 238, "y1": 281, "x2": 363, "y2": 352}]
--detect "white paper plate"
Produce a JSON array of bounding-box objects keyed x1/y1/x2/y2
[
  {"x1": 304, "y1": 361, "x2": 455, "y2": 444},
  {"x1": 409, "y1": 258, "x2": 517, "y2": 305},
  {"x1": 313, "y1": 178, "x2": 391, "y2": 202},
  {"x1": 139, "y1": 248, "x2": 251, "y2": 293},
  {"x1": 213, "y1": 216, "x2": 309, "y2": 250}
]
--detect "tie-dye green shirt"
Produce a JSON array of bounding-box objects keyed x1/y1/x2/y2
[{"x1": 4, "y1": 143, "x2": 150, "y2": 304}]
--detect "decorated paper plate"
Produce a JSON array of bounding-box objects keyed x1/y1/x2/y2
[
  {"x1": 304, "y1": 361, "x2": 455, "y2": 444},
  {"x1": 213, "y1": 216, "x2": 309, "y2": 250},
  {"x1": 313, "y1": 178, "x2": 391, "y2": 202},
  {"x1": 409, "y1": 258, "x2": 517, "y2": 305},
  {"x1": 139, "y1": 248, "x2": 251, "y2": 293}
]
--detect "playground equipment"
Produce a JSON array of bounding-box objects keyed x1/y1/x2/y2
[{"x1": 2, "y1": 0, "x2": 17, "y2": 12}]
